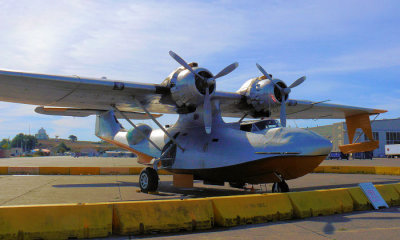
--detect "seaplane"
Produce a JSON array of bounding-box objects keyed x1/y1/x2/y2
[{"x1": 0, "y1": 51, "x2": 386, "y2": 193}]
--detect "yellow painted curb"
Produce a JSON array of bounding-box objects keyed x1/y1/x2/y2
[
  {"x1": 0, "y1": 203, "x2": 112, "y2": 239},
  {"x1": 39, "y1": 166, "x2": 70, "y2": 175},
  {"x1": 288, "y1": 188, "x2": 354, "y2": 218},
  {"x1": 112, "y1": 199, "x2": 214, "y2": 235},
  {"x1": 70, "y1": 167, "x2": 100, "y2": 175},
  {"x1": 129, "y1": 167, "x2": 142, "y2": 175},
  {"x1": 210, "y1": 193, "x2": 293, "y2": 227},
  {"x1": 8, "y1": 166, "x2": 39, "y2": 175},
  {"x1": 375, "y1": 166, "x2": 400, "y2": 175},
  {"x1": 100, "y1": 167, "x2": 130, "y2": 175},
  {"x1": 0, "y1": 167, "x2": 8, "y2": 175}
]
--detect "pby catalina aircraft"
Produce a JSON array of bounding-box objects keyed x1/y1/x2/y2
[{"x1": 0, "y1": 51, "x2": 386, "y2": 193}]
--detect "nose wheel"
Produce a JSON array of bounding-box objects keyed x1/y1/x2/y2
[
  {"x1": 139, "y1": 167, "x2": 159, "y2": 193},
  {"x1": 272, "y1": 180, "x2": 289, "y2": 193}
]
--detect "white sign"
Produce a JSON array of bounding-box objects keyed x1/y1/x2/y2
[{"x1": 359, "y1": 182, "x2": 389, "y2": 210}]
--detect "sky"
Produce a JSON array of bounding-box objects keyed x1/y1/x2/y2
[{"x1": 0, "y1": 0, "x2": 399, "y2": 141}]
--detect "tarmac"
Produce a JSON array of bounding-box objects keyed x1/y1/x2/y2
[{"x1": 0, "y1": 156, "x2": 399, "y2": 239}]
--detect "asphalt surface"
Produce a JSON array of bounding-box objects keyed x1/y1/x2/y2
[{"x1": 0, "y1": 156, "x2": 399, "y2": 239}]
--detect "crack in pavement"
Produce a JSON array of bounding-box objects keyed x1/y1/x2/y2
[
  {"x1": 292, "y1": 223, "x2": 332, "y2": 239},
  {"x1": 0, "y1": 177, "x2": 57, "y2": 206}
]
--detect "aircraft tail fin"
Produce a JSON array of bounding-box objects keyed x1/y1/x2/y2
[
  {"x1": 95, "y1": 110, "x2": 123, "y2": 140},
  {"x1": 339, "y1": 113, "x2": 379, "y2": 154}
]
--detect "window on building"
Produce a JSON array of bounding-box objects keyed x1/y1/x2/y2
[
  {"x1": 373, "y1": 132, "x2": 379, "y2": 141},
  {"x1": 386, "y1": 132, "x2": 400, "y2": 144},
  {"x1": 364, "y1": 132, "x2": 379, "y2": 141}
]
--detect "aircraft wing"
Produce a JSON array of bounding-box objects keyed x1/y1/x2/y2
[
  {"x1": 215, "y1": 92, "x2": 386, "y2": 119},
  {"x1": 0, "y1": 69, "x2": 176, "y2": 115},
  {"x1": 0, "y1": 69, "x2": 386, "y2": 120}
]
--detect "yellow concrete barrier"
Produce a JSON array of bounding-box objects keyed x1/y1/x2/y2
[
  {"x1": 346, "y1": 187, "x2": 373, "y2": 211},
  {"x1": 313, "y1": 166, "x2": 400, "y2": 175},
  {"x1": 375, "y1": 167, "x2": 400, "y2": 175},
  {"x1": 392, "y1": 183, "x2": 400, "y2": 195},
  {"x1": 70, "y1": 167, "x2": 100, "y2": 175},
  {"x1": 0, "y1": 167, "x2": 8, "y2": 175},
  {"x1": 313, "y1": 166, "x2": 325, "y2": 173},
  {"x1": 0, "y1": 203, "x2": 112, "y2": 239},
  {"x1": 128, "y1": 167, "x2": 142, "y2": 175},
  {"x1": 8, "y1": 166, "x2": 39, "y2": 175},
  {"x1": 348, "y1": 166, "x2": 376, "y2": 174},
  {"x1": 112, "y1": 199, "x2": 214, "y2": 235},
  {"x1": 39, "y1": 167, "x2": 70, "y2": 175},
  {"x1": 100, "y1": 167, "x2": 130, "y2": 175},
  {"x1": 158, "y1": 169, "x2": 172, "y2": 175},
  {"x1": 210, "y1": 193, "x2": 293, "y2": 227},
  {"x1": 375, "y1": 184, "x2": 400, "y2": 206},
  {"x1": 288, "y1": 188, "x2": 354, "y2": 218}
]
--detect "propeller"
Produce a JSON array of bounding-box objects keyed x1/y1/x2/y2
[
  {"x1": 169, "y1": 51, "x2": 238, "y2": 134},
  {"x1": 256, "y1": 63, "x2": 306, "y2": 127}
]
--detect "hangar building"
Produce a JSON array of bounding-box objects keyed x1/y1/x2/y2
[{"x1": 309, "y1": 118, "x2": 400, "y2": 157}]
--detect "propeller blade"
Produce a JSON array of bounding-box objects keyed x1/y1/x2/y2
[
  {"x1": 280, "y1": 95, "x2": 287, "y2": 127},
  {"x1": 256, "y1": 63, "x2": 273, "y2": 81},
  {"x1": 204, "y1": 87, "x2": 212, "y2": 134},
  {"x1": 169, "y1": 51, "x2": 204, "y2": 80},
  {"x1": 288, "y1": 76, "x2": 306, "y2": 89},
  {"x1": 256, "y1": 63, "x2": 282, "y2": 91},
  {"x1": 214, "y1": 62, "x2": 239, "y2": 79}
]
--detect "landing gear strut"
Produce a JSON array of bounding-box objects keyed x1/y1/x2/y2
[
  {"x1": 272, "y1": 180, "x2": 289, "y2": 193},
  {"x1": 139, "y1": 167, "x2": 159, "y2": 193}
]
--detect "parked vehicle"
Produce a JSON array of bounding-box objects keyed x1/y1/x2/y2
[
  {"x1": 385, "y1": 144, "x2": 400, "y2": 158},
  {"x1": 328, "y1": 152, "x2": 349, "y2": 160}
]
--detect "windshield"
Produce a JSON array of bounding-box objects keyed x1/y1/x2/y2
[{"x1": 253, "y1": 120, "x2": 281, "y2": 131}]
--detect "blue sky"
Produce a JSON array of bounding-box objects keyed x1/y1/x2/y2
[{"x1": 0, "y1": 0, "x2": 399, "y2": 141}]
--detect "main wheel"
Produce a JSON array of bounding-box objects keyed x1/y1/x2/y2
[
  {"x1": 272, "y1": 180, "x2": 289, "y2": 193},
  {"x1": 139, "y1": 167, "x2": 159, "y2": 193}
]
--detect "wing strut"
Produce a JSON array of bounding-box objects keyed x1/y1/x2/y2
[
  {"x1": 111, "y1": 105, "x2": 163, "y2": 152},
  {"x1": 133, "y1": 98, "x2": 185, "y2": 152}
]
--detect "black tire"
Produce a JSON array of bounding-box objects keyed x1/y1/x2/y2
[
  {"x1": 229, "y1": 182, "x2": 246, "y2": 189},
  {"x1": 139, "y1": 167, "x2": 159, "y2": 193},
  {"x1": 272, "y1": 180, "x2": 290, "y2": 193}
]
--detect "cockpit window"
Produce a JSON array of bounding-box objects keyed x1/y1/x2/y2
[{"x1": 240, "y1": 119, "x2": 281, "y2": 132}]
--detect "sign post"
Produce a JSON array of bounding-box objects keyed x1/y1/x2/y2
[{"x1": 359, "y1": 182, "x2": 389, "y2": 210}]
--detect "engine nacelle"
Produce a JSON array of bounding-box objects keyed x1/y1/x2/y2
[
  {"x1": 162, "y1": 63, "x2": 215, "y2": 113},
  {"x1": 237, "y1": 76, "x2": 288, "y2": 116}
]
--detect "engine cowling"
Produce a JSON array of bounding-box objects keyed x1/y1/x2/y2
[
  {"x1": 163, "y1": 63, "x2": 215, "y2": 113},
  {"x1": 237, "y1": 76, "x2": 289, "y2": 117}
]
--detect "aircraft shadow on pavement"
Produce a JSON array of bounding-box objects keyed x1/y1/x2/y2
[
  {"x1": 52, "y1": 179, "x2": 400, "y2": 198},
  {"x1": 52, "y1": 180, "x2": 253, "y2": 198}
]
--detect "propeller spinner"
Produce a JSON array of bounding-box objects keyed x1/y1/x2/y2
[
  {"x1": 256, "y1": 63, "x2": 306, "y2": 127},
  {"x1": 169, "y1": 51, "x2": 238, "y2": 134}
]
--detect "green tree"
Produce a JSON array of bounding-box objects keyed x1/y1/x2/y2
[
  {"x1": 68, "y1": 135, "x2": 78, "y2": 142},
  {"x1": 0, "y1": 139, "x2": 10, "y2": 149},
  {"x1": 11, "y1": 134, "x2": 37, "y2": 151},
  {"x1": 56, "y1": 142, "x2": 70, "y2": 153}
]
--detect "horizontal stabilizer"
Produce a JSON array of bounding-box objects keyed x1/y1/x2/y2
[
  {"x1": 339, "y1": 113, "x2": 379, "y2": 154},
  {"x1": 35, "y1": 106, "x2": 162, "y2": 119}
]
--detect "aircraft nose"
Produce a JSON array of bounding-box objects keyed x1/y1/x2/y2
[{"x1": 274, "y1": 128, "x2": 332, "y2": 156}]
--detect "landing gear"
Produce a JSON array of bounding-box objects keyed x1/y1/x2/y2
[
  {"x1": 229, "y1": 182, "x2": 246, "y2": 189},
  {"x1": 272, "y1": 180, "x2": 289, "y2": 193},
  {"x1": 139, "y1": 167, "x2": 159, "y2": 193}
]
